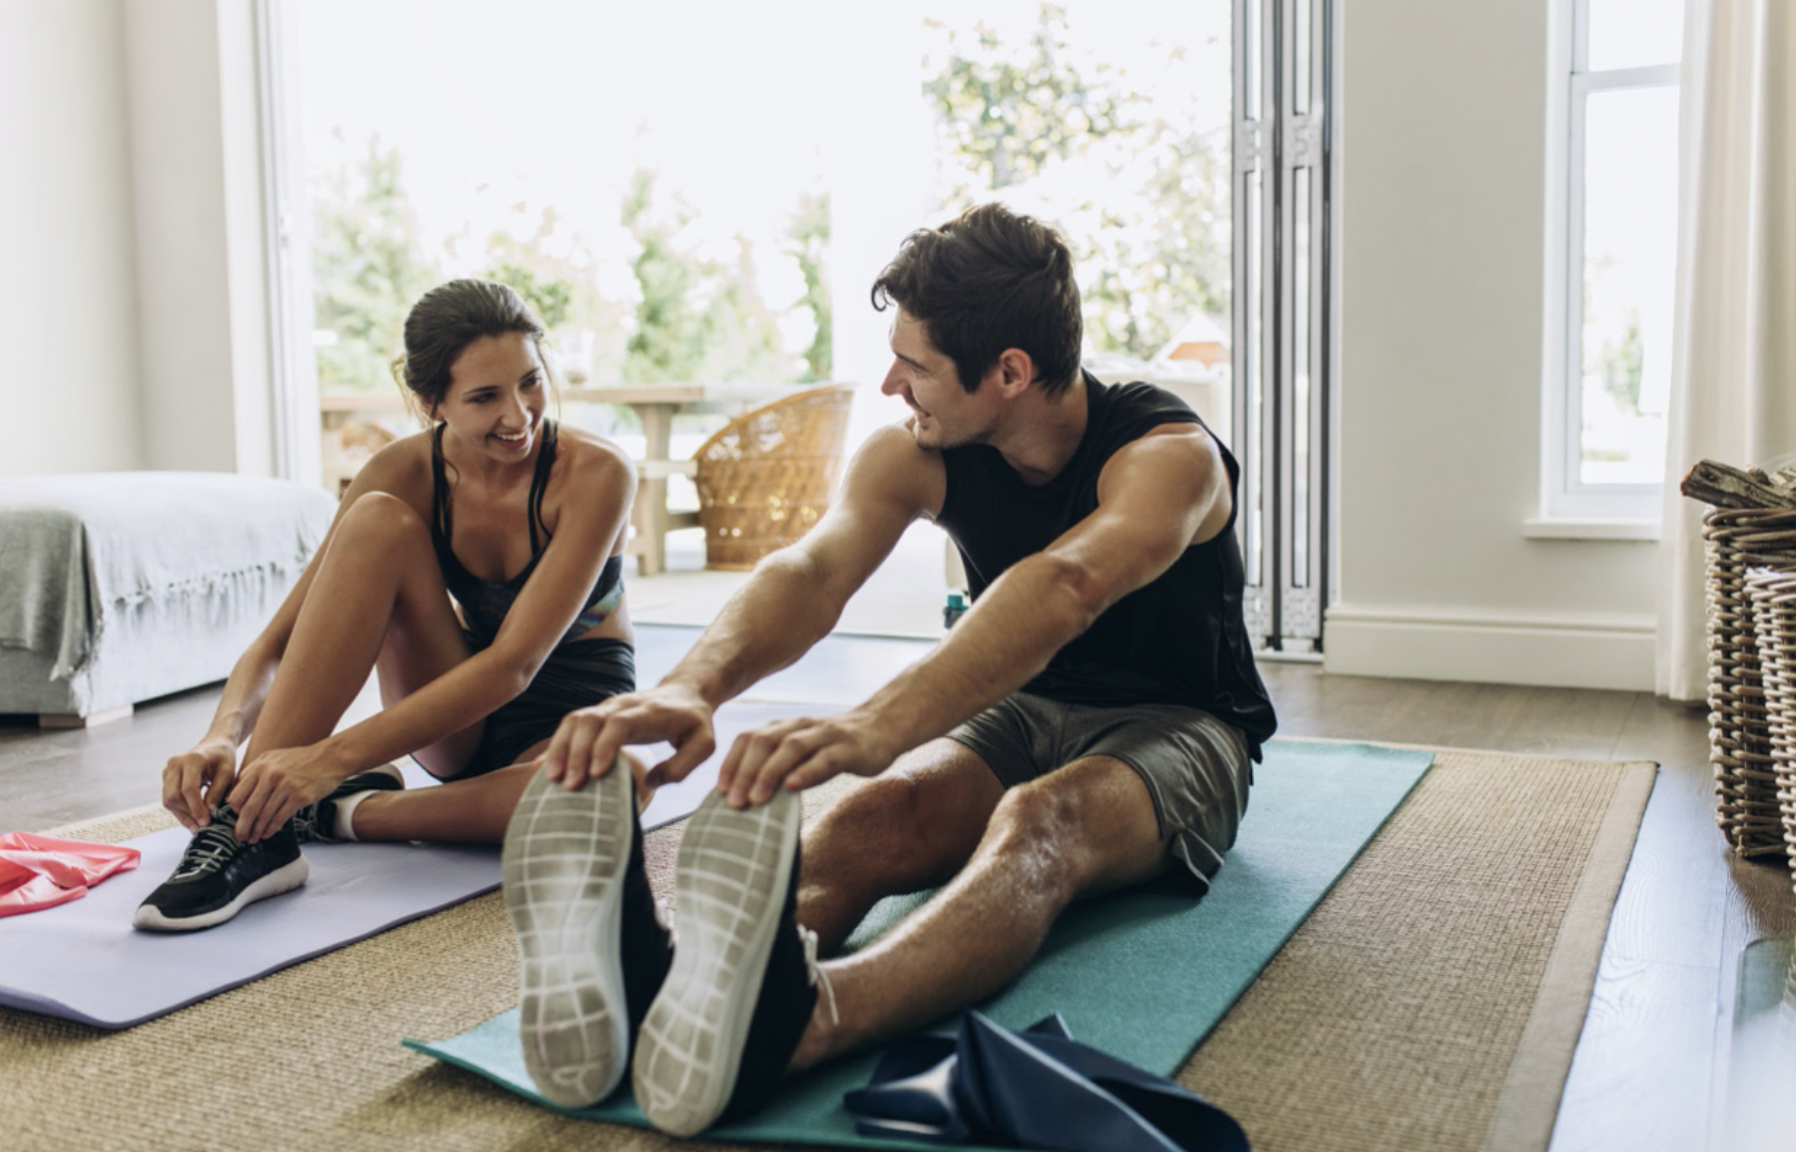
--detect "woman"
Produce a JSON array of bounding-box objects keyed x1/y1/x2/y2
[{"x1": 137, "y1": 279, "x2": 640, "y2": 930}]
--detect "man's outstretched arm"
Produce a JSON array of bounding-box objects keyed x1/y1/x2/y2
[
  {"x1": 542, "y1": 425, "x2": 937, "y2": 789},
  {"x1": 718, "y1": 423, "x2": 1233, "y2": 807}
]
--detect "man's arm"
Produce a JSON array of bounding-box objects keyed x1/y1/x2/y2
[
  {"x1": 543, "y1": 424, "x2": 940, "y2": 789},
  {"x1": 720, "y1": 422, "x2": 1232, "y2": 807}
]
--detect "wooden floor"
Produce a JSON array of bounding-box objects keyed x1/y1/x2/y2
[{"x1": 2, "y1": 626, "x2": 1788, "y2": 1152}]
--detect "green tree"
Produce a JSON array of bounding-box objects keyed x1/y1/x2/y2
[
  {"x1": 619, "y1": 169, "x2": 799, "y2": 384},
  {"x1": 924, "y1": 4, "x2": 1230, "y2": 360},
  {"x1": 925, "y1": 5, "x2": 1130, "y2": 194},
  {"x1": 311, "y1": 137, "x2": 439, "y2": 392},
  {"x1": 621, "y1": 170, "x2": 709, "y2": 383},
  {"x1": 1599, "y1": 316, "x2": 1644, "y2": 414},
  {"x1": 786, "y1": 192, "x2": 833, "y2": 381}
]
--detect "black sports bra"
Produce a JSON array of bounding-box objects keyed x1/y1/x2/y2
[{"x1": 429, "y1": 420, "x2": 623, "y2": 648}]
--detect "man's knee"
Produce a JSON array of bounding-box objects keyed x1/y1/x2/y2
[
  {"x1": 984, "y1": 782, "x2": 1085, "y2": 897},
  {"x1": 985, "y1": 762, "x2": 1162, "y2": 897}
]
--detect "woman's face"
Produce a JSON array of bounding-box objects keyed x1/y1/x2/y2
[{"x1": 435, "y1": 331, "x2": 550, "y2": 463}]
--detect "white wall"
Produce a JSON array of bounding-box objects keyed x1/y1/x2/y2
[
  {"x1": 125, "y1": 0, "x2": 275, "y2": 476},
  {"x1": 0, "y1": 0, "x2": 145, "y2": 475},
  {"x1": 0, "y1": 0, "x2": 275, "y2": 479},
  {"x1": 1326, "y1": 0, "x2": 1658, "y2": 691}
]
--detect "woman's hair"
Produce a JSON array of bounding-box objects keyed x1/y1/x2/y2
[
  {"x1": 391, "y1": 279, "x2": 554, "y2": 419},
  {"x1": 870, "y1": 203, "x2": 1083, "y2": 397}
]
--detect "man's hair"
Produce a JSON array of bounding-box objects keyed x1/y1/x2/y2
[{"x1": 870, "y1": 203, "x2": 1083, "y2": 397}]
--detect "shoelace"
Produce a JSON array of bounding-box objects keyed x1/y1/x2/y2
[
  {"x1": 171, "y1": 811, "x2": 246, "y2": 880},
  {"x1": 798, "y1": 924, "x2": 839, "y2": 1027},
  {"x1": 290, "y1": 800, "x2": 324, "y2": 843}
]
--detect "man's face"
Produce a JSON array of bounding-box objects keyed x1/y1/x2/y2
[{"x1": 880, "y1": 311, "x2": 997, "y2": 451}]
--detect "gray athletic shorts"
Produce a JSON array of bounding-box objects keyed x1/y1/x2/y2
[{"x1": 946, "y1": 691, "x2": 1253, "y2": 894}]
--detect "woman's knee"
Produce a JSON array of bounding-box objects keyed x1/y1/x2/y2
[{"x1": 334, "y1": 491, "x2": 430, "y2": 553}]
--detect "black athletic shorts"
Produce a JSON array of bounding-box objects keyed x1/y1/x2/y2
[{"x1": 434, "y1": 636, "x2": 636, "y2": 779}]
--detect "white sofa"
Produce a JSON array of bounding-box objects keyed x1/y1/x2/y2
[{"x1": 0, "y1": 473, "x2": 335, "y2": 725}]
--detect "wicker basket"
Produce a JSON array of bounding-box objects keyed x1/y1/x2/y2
[
  {"x1": 1705, "y1": 508, "x2": 1796, "y2": 856},
  {"x1": 693, "y1": 385, "x2": 854, "y2": 571},
  {"x1": 1747, "y1": 568, "x2": 1796, "y2": 899}
]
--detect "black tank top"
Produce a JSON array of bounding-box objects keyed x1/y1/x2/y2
[
  {"x1": 430, "y1": 420, "x2": 623, "y2": 649},
  {"x1": 935, "y1": 374, "x2": 1277, "y2": 757}
]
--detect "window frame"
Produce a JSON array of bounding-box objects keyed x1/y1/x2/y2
[{"x1": 1541, "y1": 0, "x2": 1680, "y2": 526}]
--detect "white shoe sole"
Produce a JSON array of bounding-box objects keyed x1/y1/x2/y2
[
  {"x1": 633, "y1": 787, "x2": 801, "y2": 1137},
  {"x1": 130, "y1": 855, "x2": 310, "y2": 931},
  {"x1": 502, "y1": 762, "x2": 634, "y2": 1108}
]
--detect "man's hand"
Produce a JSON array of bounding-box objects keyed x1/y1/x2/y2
[
  {"x1": 717, "y1": 709, "x2": 900, "y2": 809},
  {"x1": 543, "y1": 682, "x2": 717, "y2": 791},
  {"x1": 226, "y1": 742, "x2": 352, "y2": 844},
  {"x1": 162, "y1": 738, "x2": 239, "y2": 832}
]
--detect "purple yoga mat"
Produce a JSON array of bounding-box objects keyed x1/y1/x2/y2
[{"x1": 0, "y1": 702, "x2": 840, "y2": 1030}]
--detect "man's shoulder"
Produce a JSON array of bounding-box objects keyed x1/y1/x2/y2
[
  {"x1": 843, "y1": 422, "x2": 947, "y2": 515},
  {"x1": 1096, "y1": 376, "x2": 1198, "y2": 421}
]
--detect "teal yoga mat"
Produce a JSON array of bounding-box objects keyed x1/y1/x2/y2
[{"x1": 407, "y1": 739, "x2": 1433, "y2": 1147}]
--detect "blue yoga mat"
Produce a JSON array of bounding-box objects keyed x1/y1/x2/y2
[{"x1": 407, "y1": 739, "x2": 1434, "y2": 1147}]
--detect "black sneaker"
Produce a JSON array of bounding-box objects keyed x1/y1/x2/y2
[
  {"x1": 292, "y1": 763, "x2": 406, "y2": 843},
  {"x1": 503, "y1": 759, "x2": 673, "y2": 1109},
  {"x1": 632, "y1": 787, "x2": 826, "y2": 1136},
  {"x1": 132, "y1": 805, "x2": 309, "y2": 931}
]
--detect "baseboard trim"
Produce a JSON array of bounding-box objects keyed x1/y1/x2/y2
[{"x1": 1323, "y1": 604, "x2": 1656, "y2": 691}]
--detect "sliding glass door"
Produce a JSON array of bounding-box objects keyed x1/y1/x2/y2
[{"x1": 1234, "y1": 0, "x2": 1331, "y2": 655}]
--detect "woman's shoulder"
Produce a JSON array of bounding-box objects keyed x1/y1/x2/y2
[
  {"x1": 551, "y1": 424, "x2": 635, "y2": 484},
  {"x1": 351, "y1": 430, "x2": 437, "y2": 502}
]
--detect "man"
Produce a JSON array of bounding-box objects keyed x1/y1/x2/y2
[{"x1": 499, "y1": 202, "x2": 1277, "y2": 1135}]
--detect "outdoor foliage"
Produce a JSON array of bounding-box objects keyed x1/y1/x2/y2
[
  {"x1": 311, "y1": 137, "x2": 439, "y2": 393},
  {"x1": 924, "y1": 3, "x2": 1230, "y2": 360},
  {"x1": 312, "y1": 155, "x2": 828, "y2": 393}
]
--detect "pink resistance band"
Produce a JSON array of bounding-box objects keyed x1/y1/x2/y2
[{"x1": 0, "y1": 833, "x2": 142, "y2": 918}]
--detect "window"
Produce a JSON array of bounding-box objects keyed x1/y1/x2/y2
[{"x1": 1545, "y1": 0, "x2": 1684, "y2": 523}]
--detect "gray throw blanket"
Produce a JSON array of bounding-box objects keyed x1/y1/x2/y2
[{"x1": 0, "y1": 473, "x2": 335, "y2": 680}]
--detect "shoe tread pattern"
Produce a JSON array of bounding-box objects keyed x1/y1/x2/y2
[
  {"x1": 502, "y1": 766, "x2": 634, "y2": 1108},
  {"x1": 633, "y1": 788, "x2": 801, "y2": 1136}
]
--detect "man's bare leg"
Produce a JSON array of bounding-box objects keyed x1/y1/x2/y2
[
  {"x1": 789, "y1": 754, "x2": 1166, "y2": 1071},
  {"x1": 796, "y1": 739, "x2": 1004, "y2": 954}
]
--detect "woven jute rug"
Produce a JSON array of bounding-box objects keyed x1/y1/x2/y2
[{"x1": 4, "y1": 747, "x2": 1652, "y2": 1152}]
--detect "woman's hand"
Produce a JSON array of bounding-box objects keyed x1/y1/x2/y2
[
  {"x1": 162, "y1": 737, "x2": 240, "y2": 832},
  {"x1": 227, "y1": 743, "x2": 353, "y2": 844}
]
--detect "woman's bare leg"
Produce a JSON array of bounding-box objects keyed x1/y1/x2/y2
[
  {"x1": 240, "y1": 492, "x2": 481, "y2": 777},
  {"x1": 350, "y1": 748, "x2": 651, "y2": 844},
  {"x1": 351, "y1": 760, "x2": 540, "y2": 843}
]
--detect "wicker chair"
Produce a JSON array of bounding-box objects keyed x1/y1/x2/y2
[{"x1": 693, "y1": 384, "x2": 854, "y2": 570}]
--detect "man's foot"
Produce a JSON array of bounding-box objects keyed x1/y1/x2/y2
[
  {"x1": 292, "y1": 763, "x2": 406, "y2": 843},
  {"x1": 633, "y1": 787, "x2": 828, "y2": 1136},
  {"x1": 132, "y1": 806, "x2": 308, "y2": 931},
  {"x1": 503, "y1": 759, "x2": 672, "y2": 1109}
]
